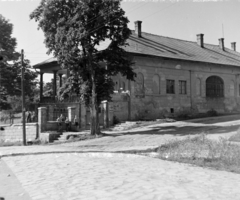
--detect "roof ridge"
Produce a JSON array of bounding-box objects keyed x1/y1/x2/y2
[{"x1": 131, "y1": 30, "x2": 225, "y2": 49}]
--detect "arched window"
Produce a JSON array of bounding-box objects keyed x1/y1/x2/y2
[
  {"x1": 135, "y1": 72, "x2": 144, "y2": 94},
  {"x1": 206, "y1": 76, "x2": 224, "y2": 97},
  {"x1": 152, "y1": 74, "x2": 160, "y2": 94},
  {"x1": 229, "y1": 81, "x2": 235, "y2": 97},
  {"x1": 196, "y1": 78, "x2": 201, "y2": 96}
]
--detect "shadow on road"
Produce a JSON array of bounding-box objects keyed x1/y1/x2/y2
[
  {"x1": 103, "y1": 124, "x2": 240, "y2": 137},
  {"x1": 186, "y1": 114, "x2": 240, "y2": 125}
]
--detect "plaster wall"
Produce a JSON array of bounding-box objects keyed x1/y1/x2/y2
[{"x1": 112, "y1": 55, "x2": 240, "y2": 120}]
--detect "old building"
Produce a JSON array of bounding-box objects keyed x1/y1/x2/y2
[{"x1": 35, "y1": 21, "x2": 240, "y2": 127}]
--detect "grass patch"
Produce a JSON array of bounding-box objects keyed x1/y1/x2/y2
[
  {"x1": 229, "y1": 127, "x2": 240, "y2": 142},
  {"x1": 155, "y1": 134, "x2": 240, "y2": 174}
]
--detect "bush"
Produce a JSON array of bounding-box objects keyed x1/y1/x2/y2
[
  {"x1": 113, "y1": 115, "x2": 120, "y2": 125},
  {"x1": 176, "y1": 110, "x2": 191, "y2": 119},
  {"x1": 207, "y1": 109, "x2": 218, "y2": 117}
]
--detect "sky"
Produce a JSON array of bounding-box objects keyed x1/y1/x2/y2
[{"x1": 0, "y1": 0, "x2": 240, "y2": 82}]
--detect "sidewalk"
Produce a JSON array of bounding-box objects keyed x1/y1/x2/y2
[{"x1": 0, "y1": 159, "x2": 31, "y2": 200}]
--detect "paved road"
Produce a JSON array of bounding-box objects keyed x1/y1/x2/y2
[
  {"x1": 1, "y1": 115, "x2": 240, "y2": 200},
  {"x1": 3, "y1": 152, "x2": 240, "y2": 200},
  {"x1": 1, "y1": 116, "x2": 239, "y2": 157}
]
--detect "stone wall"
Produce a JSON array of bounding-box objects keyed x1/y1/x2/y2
[
  {"x1": 38, "y1": 103, "x2": 81, "y2": 122},
  {"x1": 0, "y1": 123, "x2": 38, "y2": 142}
]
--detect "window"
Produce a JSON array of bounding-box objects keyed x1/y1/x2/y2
[
  {"x1": 152, "y1": 75, "x2": 160, "y2": 94},
  {"x1": 135, "y1": 72, "x2": 144, "y2": 94},
  {"x1": 179, "y1": 80, "x2": 187, "y2": 94},
  {"x1": 206, "y1": 76, "x2": 224, "y2": 97},
  {"x1": 166, "y1": 79, "x2": 175, "y2": 94}
]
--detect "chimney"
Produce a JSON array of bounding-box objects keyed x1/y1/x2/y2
[
  {"x1": 134, "y1": 21, "x2": 142, "y2": 37},
  {"x1": 197, "y1": 34, "x2": 204, "y2": 48},
  {"x1": 219, "y1": 38, "x2": 225, "y2": 51},
  {"x1": 231, "y1": 42, "x2": 236, "y2": 51}
]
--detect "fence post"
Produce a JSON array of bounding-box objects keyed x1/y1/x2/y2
[
  {"x1": 80, "y1": 104, "x2": 87, "y2": 129},
  {"x1": 38, "y1": 107, "x2": 47, "y2": 134},
  {"x1": 102, "y1": 101, "x2": 109, "y2": 128},
  {"x1": 68, "y1": 107, "x2": 76, "y2": 122}
]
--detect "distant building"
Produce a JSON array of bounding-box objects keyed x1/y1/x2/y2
[{"x1": 35, "y1": 21, "x2": 240, "y2": 128}]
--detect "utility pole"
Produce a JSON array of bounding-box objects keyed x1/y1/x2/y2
[{"x1": 21, "y1": 49, "x2": 26, "y2": 145}]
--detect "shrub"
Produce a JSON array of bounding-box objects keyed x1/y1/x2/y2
[
  {"x1": 113, "y1": 115, "x2": 120, "y2": 125},
  {"x1": 207, "y1": 109, "x2": 218, "y2": 117}
]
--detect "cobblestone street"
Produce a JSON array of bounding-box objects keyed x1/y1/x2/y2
[
  {"x1": 3, "y1": 152, "x2": 240, "y2": 200},
  {"x1": 1, "y1": 116, "x2": 240, "y2": 200}
]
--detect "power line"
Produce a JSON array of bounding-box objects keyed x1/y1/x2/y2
[
  {"x1": 140, "y1": 2, "x2": 177, "y2": 21},
  {"x1": 26, "y1": 2, "x2": 150, "y2": 55}
]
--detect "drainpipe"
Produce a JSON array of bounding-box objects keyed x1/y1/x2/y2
[
  {"x1": 128, "y1": 79, "x2": 131, "y2": 120},
  {"x1": 189, "y1": 70, "x2": 193, "y2": 109}
]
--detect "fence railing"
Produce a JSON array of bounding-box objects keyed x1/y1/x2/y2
[{"x1": 41, "y1": 95, "x2": 80, "y2": 103}]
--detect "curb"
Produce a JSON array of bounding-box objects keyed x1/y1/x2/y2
[{"x1": 0, "y1": 147, "x2": 159, "y2": 159}]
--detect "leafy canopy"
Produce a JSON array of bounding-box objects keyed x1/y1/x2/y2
[
  {"x1": 0, "y1": 14, "x2": 38, "y2": 110},
  {"x1": 30, "y1": 0, "x2": 135, "y2": 105}
]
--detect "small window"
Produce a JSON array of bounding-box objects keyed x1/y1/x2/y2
[
  {"x1": 166, "y1": 79, "x2": 175, "y2": 94},
  {"x1": 179, "y1": 80, "x2": 187, "y2": 94}
]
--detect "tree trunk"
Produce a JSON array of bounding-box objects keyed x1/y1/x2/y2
[{"x1": 90, "y1": 73, "x2": 100, "y2": 135}]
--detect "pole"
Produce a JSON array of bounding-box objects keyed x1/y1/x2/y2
[{"x1": 21, "y1": 49, "x2": 26, "y2": 145}]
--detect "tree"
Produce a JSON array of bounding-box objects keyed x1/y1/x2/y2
[
  {"x1": 43, "y1": 81, "x2": 54, "y2": 97},
  {"x1": 30, "y1": 0, "x2": 135, "y2": 135},
  {"x1": 0, "y1": 14, "x2": 38, "y2": 110}
]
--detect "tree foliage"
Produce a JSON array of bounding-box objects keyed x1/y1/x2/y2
[
  {"x1": 0, "y1": 14, "x2": 38, "y2": 111},
  {"x1": 30, "y1": 0, "x2": 135, "y2": 134}
]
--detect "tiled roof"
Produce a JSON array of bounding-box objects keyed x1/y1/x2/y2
[
  {"x1": 34, "y1": 31, "x2": 240, "y2": 68},
  {"x1": 125, "y1": 31, "x2": 240, "y2": 67}
]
